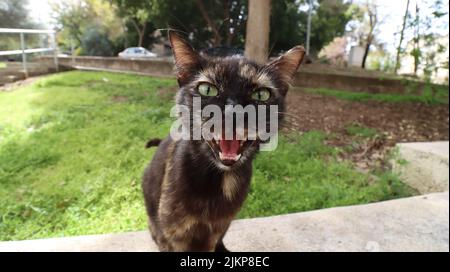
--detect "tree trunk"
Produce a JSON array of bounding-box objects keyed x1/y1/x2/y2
[
  {"x1": 131, "y1": 19, "x2": 145, "y2": 47},
  {"x1": 245, "y1": 0, "x2": 271, "y2": 63},
  {"x1": 413, "y1": 3, "x2": 420, "y2": 75},
  {"x1": 362, "y1": 8, "x2": 376, "y2": 69},
  {"x1": 138, "y1": 23, "x2": 147, "y2": 47},
  {"x1": 395, "y1": 0, "x2": 410, "y2": 74},
  {"x1": 306, "y1": 0, "x2": 313, "y2": 55},
  {"x1": 361, "y1": 35, "x2": 373, "y2": 68}
]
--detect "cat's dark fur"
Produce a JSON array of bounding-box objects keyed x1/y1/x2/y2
[{"x1": 142, "y1": 31, "x2": 305, "y2": 252}]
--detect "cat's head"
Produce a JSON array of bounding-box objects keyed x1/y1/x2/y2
[{"x1": 169, "y1": 31, "x2": 305, "y2": 170}]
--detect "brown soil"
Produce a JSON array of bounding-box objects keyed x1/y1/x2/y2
[
  {"x1": 0, "y1": 76, "x2": 43, "y2": 92},
  {"x1": 284, "y1": 89, "x2": 449, "y2": 172}
]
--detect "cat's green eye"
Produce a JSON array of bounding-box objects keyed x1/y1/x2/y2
[
  {"x1": 251, "y1": 88, "x2": 271, "y2": 102},
  {"x1": 197, "y1": 83, "x2": 219, "y2": 97}
]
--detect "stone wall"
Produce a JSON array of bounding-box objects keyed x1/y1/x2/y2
[
  {"x1": 40, "y1": 56, "x2": 173, "y2": 78},
  {"x1": 39, "y1": 56, "x2": 447, "y2": 95}
]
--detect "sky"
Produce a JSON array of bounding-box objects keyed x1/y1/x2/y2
[
  {"x1": 26, "y1": 0, "x2": 449, "y2": 54},
  {"x1": 27, "y1": 0, "x2": 53, "y2": 26}
]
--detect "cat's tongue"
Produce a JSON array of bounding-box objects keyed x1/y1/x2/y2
[{"x1": 219, "y1": 139, "x2": 241, "y2": 163}]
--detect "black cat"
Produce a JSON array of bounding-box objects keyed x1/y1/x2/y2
[{"x1": 142, "y1": 31, "x2": 305, "y2": 252}]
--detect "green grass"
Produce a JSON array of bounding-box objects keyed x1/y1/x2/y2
[
  {"x1": 0, "y1": 71, "x2": 415, "y2": 241},
  {"x1": 305, "y1": 87, "x2": 449, "y2": 105},
  {"x1": 345, "y1": 124, "x2": 379, "y2": 138},
  {"x1": 0, "y1": 62, "x2": 6, "y2": 69},
  {"x1": 239, "y1": 132, "x2": 413, "y2": 218}
]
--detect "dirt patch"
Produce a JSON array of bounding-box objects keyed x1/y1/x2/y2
[
  {"x1": 284, "y1": 89, "x2": 449, "y2": 172},
  {"x1": 0, "y1": 76, "x2": 43, "y2": 92}
]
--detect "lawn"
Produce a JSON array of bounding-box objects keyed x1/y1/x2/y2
[
  {"x1": 0, "y1": 71, "x2": 415, "y2": 241},
  {"x1": 305, "y1": 87, "x2": 449, "y2": 105}
]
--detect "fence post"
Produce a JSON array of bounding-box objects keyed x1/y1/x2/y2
[
  {"x1": 20, "y1": 32, "x2": 28, "y2": 78},
  {"x1": 306, "y1": 0, "x2": 312, "y2": 56},
  {"x1": 71, "y1": 39, "x2": 75, "y2": 66},
  {"x1": 52, "y1": 32, "x2": 59, "y2": 72}
]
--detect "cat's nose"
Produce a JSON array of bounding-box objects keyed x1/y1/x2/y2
[
  {"x1": 226, "y1": 98, "x2": 238, "y2": 106},
  {"x1": 224, "y1": 98, "x2": 239, "y2": 118}
]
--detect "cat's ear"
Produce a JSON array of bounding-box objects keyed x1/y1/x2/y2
[
  {"x1": 265, "y1": 46, "x2": 305, "y2": 85},
  {"x1": 169, "y1": 30, "x2": 203, "y2": 86}
]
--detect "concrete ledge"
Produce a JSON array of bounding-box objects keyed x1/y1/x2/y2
[
  {"x1": 0, "y1": 62, "x2": 58, "y2": 86},
  {"x1": 38, "y1": 56, "x2": 447, "y2": 95},
  {"x1": 393, "y1": 141, "x2": 449, "y2": 194},
  {"x1": 0, "y1": 192, "x2": 448, "y2": 252}
]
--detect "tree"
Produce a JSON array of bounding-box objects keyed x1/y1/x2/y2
[
  {"x1": 0, "y1": 0, "x2": 35, "y2": 28},
  {"x1": 346, "y1": 1, "x2": 389, "y2": 69},
  {"x1": 108, "y1": 0, "x2": 351, "y2": 56},
  {"x1": 51, "y1": 1, "x2": 92, "y2": 46},
  {"x1": 110, "y1": 0, "x2": 153, "y2": 47},
  {"x1": 413, "y1": 0, "x2": 448, "y2": 82},
  {"x1": 0, "y1": 0, "x2": 39, "y2": 53},
  {"x1": 52, "y1": 0, "x2": 124, "y2": 55},
  {"x1": 394, "y1": 0, "x2": 410, "y2": 74},
  {"x1": 148, "y1": 0, "x2": 248, "y2": 49},
  {"x1": 361, "y1": 3, "x2": 377, "y2": 68},
  {"x1": 189, "y1": 0, "x2": 248, "y2": 47},
  {"x1": 109, "y1": 0, "x2": 247, "y2": 49},
  {"x1": 307, "y1": 0, "x2": 353, "y2": 57},
  {"x1": 245, "y1": 0, "x2": 271, "y2": 63},
  {"x1": 408, "y1": 0, "x2": 448, "y2": 80},
  {"x1": 389, "y1": 0, "x2": 448, "y2": 82},
  {"x1": 194, "y1": 0, "x2": 222, "y2": 46},
  {"x1": 81, "y1": 27, "x2": 114, "y2": 56},
  {"x1": 411, "y1": 2, "x2": 421, "y2": 75},
  {"x1": 318, "y1": 36, "x2": 347, "y2": 66},
  {"x1": 269, "y1": 0, "x2": 305, "y2": 54},
  {"x1": 50, "y1": 0, "x2": 355, "y2": 57}
]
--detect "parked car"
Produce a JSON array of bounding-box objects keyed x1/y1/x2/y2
[{"x1": 118, "y1": 47, "x2": 157, "y2": 58}]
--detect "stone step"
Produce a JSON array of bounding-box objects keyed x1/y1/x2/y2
[
  {"x1": 393, "y1": 141, "x2": 449, "y2": 194},
  {"x1": 0, "y1": 192, "x2": 448, "y2": 252}
]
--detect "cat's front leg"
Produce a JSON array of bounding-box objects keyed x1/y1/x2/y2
[
  {"x1": 168, "y1": 223, "x2": 218, "y2": 252},
  {"x1": 212, "y1": 220, "x2": 232, "y2": 252},
  {"x1": 215, "y1": 240, "x2": 230, "y2": 252}
]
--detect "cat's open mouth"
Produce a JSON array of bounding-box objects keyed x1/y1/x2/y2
[{"x1": 210, "y1": 137, "x2": 252, "y2": 166}]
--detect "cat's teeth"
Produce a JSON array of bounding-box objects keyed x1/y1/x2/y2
[{"x1": 219, "y1": 152, "x2": 241, "y2": 161}]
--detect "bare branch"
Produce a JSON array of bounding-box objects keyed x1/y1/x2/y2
[{"x1": 195, "y1": 0, "x2": 222, "y2": 46}]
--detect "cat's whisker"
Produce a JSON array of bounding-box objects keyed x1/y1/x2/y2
[
  {"x1": 280, "y1": 122, "x2": 301, "y2": 129},
  {"x1": 203, "y1": 139, "x2": 221, "y2": 163},
  {"x1": 280, "y1": 119, "x2": 301, "y2": 128},
  {"x1": 276, "y1": 112, "x2": 304, "y2": 121},
  {"x1": 277, "y1": 111, "x2": 317, "y2": 119}
]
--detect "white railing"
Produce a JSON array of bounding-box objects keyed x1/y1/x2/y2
[{"x1": 0, "y1": 28, "x2": 59, "y2": 77}]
